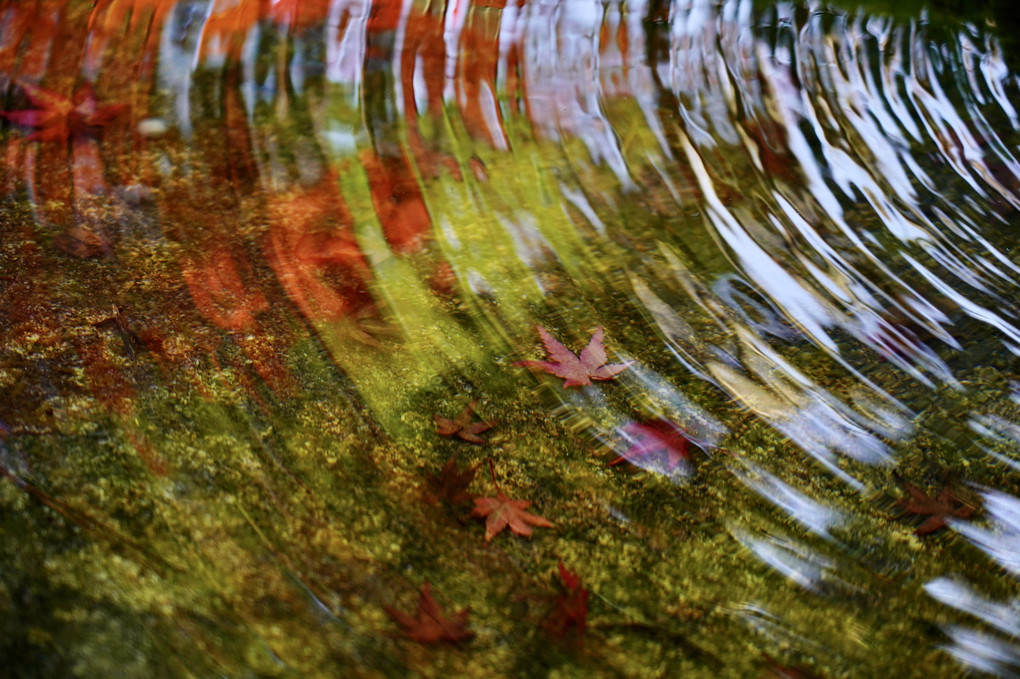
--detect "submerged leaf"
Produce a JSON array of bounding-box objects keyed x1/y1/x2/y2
[
  {"x1": 385, "y1": 581, "x2": 474, "y2": 644},
  {"x1": 423, "y1": 456, "x2": 478, "y2": 508},
  {"x1": 609, "y1": 418, "x2": 692, "y2": 472},
  {"x1": 544, "y1": 561, "x2": 589, "y2": 645},
  {"x1": 472, "y1": 492, "x2": 553, "y2": 542},
  {"x1": 514, "y1": 326, "x2": 632, "y2": 387},
  {"x1": 434, "y1": 400, "x2": 496, "y2": 444},
  {"x1": 2, "y1": 80, "x2": 126, "y2": 142},
  {"x1": 893, "y1": 473, "x2": 979, "y2": 535}
]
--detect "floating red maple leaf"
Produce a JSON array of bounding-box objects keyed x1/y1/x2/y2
[
  {"x1": 434, "y1": 399, "x2": 496, "y2": 444},
  {"x1": 544, "y1": 561, "x2": 589, "y2": 645},
  {"x1": 608, "y1": 418, "x2": 692, "y2": 472},
  {"x1": 2, "y1": 81, "x2": 126, "y2": 142},
  {"x1": 422, "y1": 456, "x2": 478, "y2": 508},
  {"x1": 893, "y1": 473, "x2": 979, "y2": 535},
  {"x1": 473, "y1": 493, "x2": 553, "y2": 542},
  {"x1": 514, "y1": 326, "x2": 632, "y2": 387},
  {"x1": 385, "y1": 581, "x2": 474, "y2": 644}
]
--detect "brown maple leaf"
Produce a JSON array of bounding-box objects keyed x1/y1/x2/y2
[
  {"x1": 423, "y1": 456, "x2": 478, "y2": 508},
  {"x1": 514, "y1": 326, "x2": 632, "y2": 387},
  {"x1": 2, "y1": 81, "x2": 126, "y2": 142},
  {"x1": 893, "y1": 472, "x2": 979, "y2": 535},
  {"x1": 544, "y1": 561, "x2": 589, "y2": 645},
  {"x1": 385, "y1": 581, "x2": 474, "y2": 644},
  {"x1": 608, "y1": 418, "x2": 692, "y2": 472},
  {"x1": 473, "y1": 492, "x2": 553, "y2": 541},
  {"x1": 434, "y1": 400, "x2": 496, "y2": 444}
]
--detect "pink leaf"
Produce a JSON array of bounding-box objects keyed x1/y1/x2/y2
[{"x1": 514, "y1": 326, "x2": 632, "y2": 387}]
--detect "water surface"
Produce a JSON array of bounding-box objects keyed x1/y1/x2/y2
[{"x1": 2, "y1": 0, "x2": 1020, "y2": 677}]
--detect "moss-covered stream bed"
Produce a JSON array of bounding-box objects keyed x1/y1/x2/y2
[{"x1": 2, "y1": 1, "x2": 1020, "y2": 676}]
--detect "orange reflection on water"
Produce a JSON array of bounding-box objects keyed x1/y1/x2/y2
[{"x1": 264, "y1": 169, "x2": 371, "y2": 325}]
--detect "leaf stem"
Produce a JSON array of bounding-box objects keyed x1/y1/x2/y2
[{"x1": 486, "y1": 457, "x2": 499, "y2": 490}]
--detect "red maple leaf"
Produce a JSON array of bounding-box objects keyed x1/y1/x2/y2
[
  {"x1": 544, "y1": 561, "x2": 590, "y2": 645},
  {"x1": 608, "y1": 418, "x2": 692, "y2": 472},
  {"x1": 893, "y1": 473, "x2": 979, "y2": 535},
  {"x1": 434, "y1": 400, "x2": 496, "y2": 444},
  {"x1": 422, "y1": 456, "x2": 478, "y2": 508},
  {"x1": 385, "y1": 581, "x2": 474, "y2": 644},
  {"x1": 472, "y1": 459, "x2": 553, "y2": 541},
  {"x1": 514, "y1": 326, "x2": 632, "y2": 387},
  {"x1": 472, "y1": 493, "x2": 553, "y2": 542},
  {"x1": 2, "y1": 81, "x2": 126, "y2": 142}
]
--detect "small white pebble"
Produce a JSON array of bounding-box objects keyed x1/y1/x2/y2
[{"x1": 137, "y1": 118, "x2": 169, "y2": 137}]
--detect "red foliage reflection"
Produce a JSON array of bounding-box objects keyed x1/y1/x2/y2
[{"x1": 264, "y1": 170, "x2": 372, "y2": 324}]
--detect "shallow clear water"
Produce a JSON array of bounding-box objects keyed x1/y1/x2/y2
[{"x1": 2, "y1": 0, "x2": 1020, "y2": 677}]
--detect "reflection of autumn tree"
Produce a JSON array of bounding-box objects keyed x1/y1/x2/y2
[
  {"x1": 199, "y1": 0, "x2": 262, "y2": 60},
  {"x1": 198, "y1": 0, "x2": 336, "y2": 60},
  {"x1": 0, "y1": 0, "x2": 164, "y2": 231},
  {"x1": 0, "y1": 0, "x2": 170, "y2": 473},
  {"x1": 158, "y1": 76, "x2": 297, "y2": 398},
  {"x1": 2, "y1": 2, "x2": 92, "y2": 227},
  {"x1": 176, "y1": 237, "x2": 296, "y2": 400},
  {"x1": 0, "y1": 0, "x2": 62, "y2": 80},
  {"x1": 264, "y1": 0, "x2": 335, "y2": 31},
  {"x1": 399, "y1": 4, "x2": 447, "y2": 121},
  {"x1": 359, "y1": 148, "x2": 435, "y2": 253},
  {"x1": 357, "y1": 3, "x2": 437, "y2": 254},
  {"x1": 397, "y1": 4, "x2": 460, "y2": 180},
  {"x1": 182, "y1": 247, "x2": 269, "y2": 333},
  {"x1": 244, "y1": 14, "x2": 379, "y2": 339},
  {"x1": 354, "y1": 1, "x2": 512, "y2": 253},
  {"x1": 449, "y1": 1, "x2": 510, "y2": 149},
  {"x1": 84, "y1": 0, "x2": 177, "y2": 76},
  {"x1": 263, "y1": 169, "x2": 374, "y2": 326}
]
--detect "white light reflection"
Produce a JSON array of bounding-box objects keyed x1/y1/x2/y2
[
  {"x1": 969, "y1": 414, "x2": 1020, "y2": 473},
  {"x1": 940, "y1": 625, "x2": 1020, "y2": 677},
  {"x1": 952, "y1": 488, "x2": 1020, "y2": 577},
  {"x1": 925, "y1": 578, "x2": 1020, "y2": 638},
  {"x1": 733, "y1": 601, "x2": 824, "y2": 652},
  {"x1": 326, "y1": 0, "x2": 371, "y2": 95},
  {"x1": 619, "y1": 362, "x2": 729, "y2": 451},
  {"x1": 731, "y1": 460, "x2": 844, "y2": 539},
  {"x1": 730, "y1": 526, "x2": 835, "y2": 592}
]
